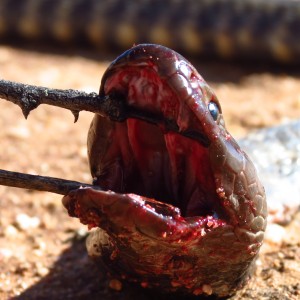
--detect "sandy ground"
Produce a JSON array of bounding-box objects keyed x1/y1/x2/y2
[{"x1": 0, "y1": 46, "x2": 300, "y2": 299}]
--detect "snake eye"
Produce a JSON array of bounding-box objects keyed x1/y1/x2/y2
[{"x1": 208, "y1": 101, "x2": 220, "y2": 121}]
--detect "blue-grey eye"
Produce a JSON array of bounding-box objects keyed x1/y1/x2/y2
[{"x1": 208, "y1": 101, "x2": 220, "y2": 121}]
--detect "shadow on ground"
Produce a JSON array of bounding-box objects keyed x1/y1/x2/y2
[{"x1": 15, "y1": 237, "x2": 219, "y2": 300}]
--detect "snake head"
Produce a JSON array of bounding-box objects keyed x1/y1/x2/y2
[{"x1": 63, "y1": 44, "x2": 267, "y2": 297}]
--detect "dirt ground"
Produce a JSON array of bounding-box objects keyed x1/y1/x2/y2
[{"x1": 0, "y1": 46, "x2": 300, "y2": 300}]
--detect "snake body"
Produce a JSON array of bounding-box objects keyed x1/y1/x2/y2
[{"x1": 0, "y1": 0, "x2": 299, "y2": 63}]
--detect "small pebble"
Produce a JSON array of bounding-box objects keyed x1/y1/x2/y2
[
  {"x1": 0, "y1": 248, "x2": 13, "y2": 259},
  {"x1": 4, "y1": 225, "x2": 18, "y2": 237},
  {"x1": 15, "y1": 213, "x2": 41, "y2": 231},
  {"x1": 17, "y1": 281, "x2": 28, "y2": 290},
  {"x1": 264, "y1": 223, "x2": 286, "y2": 244},
  {"x1": 32, "y1": 238, "x2": 46, "y2": 251},
  {"x1": 35, "y1": 264, "x2": 49, "y2": 277},
  {"x1": 33, "y1": 249, "x2": 45, "y2": 257},
  {"x1": 273, "y1": 259, "x2": 285, "y2": 272}
]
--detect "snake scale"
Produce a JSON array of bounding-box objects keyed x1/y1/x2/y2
[{"x1": 0, "y1": 0, "x2": 299, "y2": 297}]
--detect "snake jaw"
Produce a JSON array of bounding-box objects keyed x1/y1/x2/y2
[
  {"x1": 90, "y1": 44, "x2": 227, "y2": 217},
  {"x1": 64, "y1": 44, "x2": 267, "y2": 297},
  {"x1": 90, "y1": 83, "x2": 219, "y2": 220}
]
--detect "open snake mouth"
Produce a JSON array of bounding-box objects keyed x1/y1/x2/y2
[{"x1": 89, "y1": 57, "x2": 225, "y2": 220}]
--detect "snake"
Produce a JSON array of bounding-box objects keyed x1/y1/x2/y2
[
  {"x1": 0, "y1": 0, "x2": 299, "y2": 297},
  {"x1": 62, "y1": 44, "x2": 267, "y2": 297},
  {"x1": 0, "y1": 0, "x2": 299, "y2": 63}
]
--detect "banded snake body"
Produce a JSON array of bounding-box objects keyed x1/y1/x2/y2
[
  {"x1": 0, "y1": 0, "x2": 299, "y2": 298},
  {"x1": 0, "y1": 0, "x2": 299, "y2": 63}
]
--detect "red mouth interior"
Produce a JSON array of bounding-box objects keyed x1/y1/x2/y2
[
  {"x1": 124, "y1": 118, "x2": 218, "y2": 218},
  {"x1": 102, "y1": 66, "x2": 220, "y2": 218}
]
